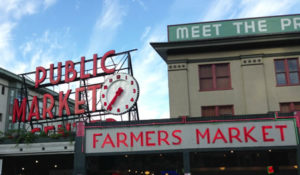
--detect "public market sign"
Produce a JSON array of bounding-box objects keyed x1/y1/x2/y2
[
  {"x1": 12, "y1": 50, "x2": 139, "y2": 133},
  {"x1": 168, "y1": 14, "x2": 300, "y2": 42},
  {"x1": 13, "y1": 50, "x2": 116, "y2": 124},
  {"x1": 86, "y1": 120, "x2": 297, "y2": 154}
]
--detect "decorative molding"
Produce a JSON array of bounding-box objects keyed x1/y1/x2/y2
[
  {"x1": 168, "y1": 63, "x2": 187, "y2": 71},
  {"x1": 166, "y1": 52, "x2": 300, "y2": 64},
  {"x1": 0, "y1": 141, "x2": 74, "y2": 156},
  {"x1": 241, "y1": 57, "x2": 263, "y2": 66}
]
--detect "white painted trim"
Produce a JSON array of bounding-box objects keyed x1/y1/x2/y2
[{"x1": 0, "y1": 142, "x2": 74, "y2": 156}]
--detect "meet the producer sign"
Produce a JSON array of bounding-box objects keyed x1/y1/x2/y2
[
  {"x1": 168, "y1": 14, "x2": 300, "y2": 41},
  {"x1": 85, "y1": 120, "x2": 297, "y2": 154}
]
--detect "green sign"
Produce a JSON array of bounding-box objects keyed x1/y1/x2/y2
[{"x1": 168, "y1": 14, "x2": 300, "y2": 42}]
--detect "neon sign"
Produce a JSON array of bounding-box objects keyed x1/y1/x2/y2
[{"x1": 12, "y1": 49, "x2": 139, "y2": 133}]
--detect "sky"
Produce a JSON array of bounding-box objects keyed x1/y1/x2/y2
[{"x1": 1, "y1": 0, "x2": 300, "y2": 120}]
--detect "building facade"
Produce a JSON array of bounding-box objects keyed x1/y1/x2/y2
[
  {"x1": 151, "y1": 14, "x2": 300, "y2": 118},
  {"x1": 73, "y1": 14, "x2": 300, "y2": 175},
  {"x1": 0, "y1": 67, "x2": 78, "y2": 133},
  {"x1": 1, "y1": 14, "x2": 300, "y2": 175},
  {"x1": 148, "y1": 14, "x2": 300, "y2": 175},
  {"x1": 0, "y1": 67, "x2": 77, "y2": 175}
]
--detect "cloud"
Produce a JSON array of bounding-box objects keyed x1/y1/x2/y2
[
  {"x1": 95, "y1": 0, "x2": 126, "y2": 29},
  {"x1": 44, "y1": 0, "x2": 57, "y2": 10},
  {"x1": 87, "y1": 0, "x2": 128, "y2": 56},
  {"x1": 132, "y1": 0, "x2": 147, "y2": 10},
  {"x1": 237, "y1": 0, "x2": 299, "y2": 18},
  {"x1": 0, "y1": 22, "x2": 15, "y2": 58},
  {"x1": 202, "y1": 0, "x2": 234, "y2": 21},
  {"x1": 75, "y1": 0, "x2": 80, "y2": 10},
  {"x1": 0, "y1": 0, "x2": 45, "y2": 20},
  {"x1": 133, "y1": 25, "x2": 170, "y2": 120},
  {"x1": 18, "y1": 28, "x2": 75, "y2": 73},
  {"x1": 201, "y1": 0, "x2": 300, "y2": 22},
  {"x1": 0, "y1": 0, "x2": 58, "y2": 73},
  {"x1": 140, "y1": 26, "x2": 151, "y2": 41}
]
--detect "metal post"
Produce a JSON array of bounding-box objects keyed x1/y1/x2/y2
[
  {"x1": 183, "y1": 151, "x2": 191, "y2": 175},
  {"x1": 22, "y1": 75, "x2": 33, "y2": 130},
  {"x1": 73, "y1": 122, "x2": 86, "y2": 175},
  {"x1": 127, "y1": 52, "x2": 139, "y2": 121},
  {"x1": 297, "y1": 142, "x2": 300, "y2": 175}
]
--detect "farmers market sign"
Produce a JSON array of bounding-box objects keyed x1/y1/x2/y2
[{"x1": 86, "y1": 120, "x2": 297, "y2": 154}]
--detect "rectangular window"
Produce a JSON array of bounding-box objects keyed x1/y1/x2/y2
[
  {"x1": 275, "y1": 58, "x2": 300, "y2": 86},
  {"x1": 280, "y1": 102, "x2": 300, "y2": 113},
  {"x1": 1, "y1": 85, "x2": 4, "y2": 95},
  {"x1": 199, "y1": 63, "x2": 231, "y2": 91},
  {"x1": 0, "y1": 113, "x2": 2, "y2": 122},
  {"x1": 202, "y1": 105, "x2": 234, "y2": 117}
]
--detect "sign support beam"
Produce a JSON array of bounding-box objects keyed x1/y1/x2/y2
[
  {"x1": 183, "y1": 151, "x2": 191, "y2": 175},
  {"x1": 73, "y1": 122, "x2": 86, "y2": 175}
]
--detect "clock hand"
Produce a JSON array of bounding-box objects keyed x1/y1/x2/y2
[{"x1": 107, "y1": 87, "x2": 124, "y2": 111}]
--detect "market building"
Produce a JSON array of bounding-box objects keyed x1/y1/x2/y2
[
  {"x1": 151, "y1": 14, "x2": 300, "y2": 118},
  {"x1": 0, "y1": 67, "x2": 79, "y2": 133},
  {"x1": 150, "y1": 14, "x2": 300, "y2": 175},
  {"x1": 75, "y1": 14, "x2": 300, "y2": 175},
  {"x1": 0, "y1": 14, "x2": 300, "y2": 175},
  {"x1": 0, "y1": 67, "x2": 77, "y2": 174},
  {"x1": 0, "y1": 49, "x2": 140, "y2": 175}
]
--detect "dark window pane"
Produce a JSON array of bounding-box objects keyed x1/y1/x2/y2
[
  {"x1": 295, "y1": 102, "x2": 300, "y2": 111},
  {"x1": 219, "y1": 106, "x2": 233, "y2": 115},
  {"x1": 1, "y1": 86, "x2": 4, "y2": 95},
  {"x1": 280, "y1": 103, "x2": 291, "y2": 113},
  {"x1": 215, "y1": 64, "x2": 229, "y2": 77},
  {"x1": 199, "y1": 65, "x2": 212, "y2": 78},
  {"x1": 200, "y1": 78, "x2": 213, "y2": 90},
  {"x1": 288, "y1": 59, "x2": 298, "y2": 71},
  {"x1": 289, "y1": 72, "x2": 299, "y2": 84},
  {"x1": 275, "y1": 60, "x2": 285, "y2": 72},
  {"x1": 276, "y1": 73, "x2": 286, "y2": 85},
  {"x1": 202, "y1": 106, "x2": 216, "y2": 117},
  {"x1": 216, "y1": 77, "x2": 230, "y2": 89}
]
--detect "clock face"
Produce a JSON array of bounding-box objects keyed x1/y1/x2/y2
[{"x1": 101, "y1": 73, "x2": 139, "y2": 115}]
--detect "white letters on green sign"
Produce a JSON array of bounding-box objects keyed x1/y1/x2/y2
[{"x1": 169, "y1": 15, "x2": 300, "y2": 41}]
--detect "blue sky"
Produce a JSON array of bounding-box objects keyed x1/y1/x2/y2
[{"x1": 1, "y1": 0, "x2": 300, "y2": 120}]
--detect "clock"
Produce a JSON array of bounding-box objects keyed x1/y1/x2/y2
[{"x1": 101, "y1": 73, "x2": 139, "y2": 115}]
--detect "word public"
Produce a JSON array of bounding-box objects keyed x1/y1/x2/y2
[{"x1": 13, "y1": 50, "x2": 116, "y2": 123}]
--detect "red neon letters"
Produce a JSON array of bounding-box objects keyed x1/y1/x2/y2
[
  {"x1": 14, "y1": 50, "x2": 115, "y2": 124},
  {"x1": 12, "y1": 84, "x2": 101, "y2": 123},
  {"x1": 195, "y1": 125, "x2": 286, "y2": 144},
  {"x1": 35, "y1": 50, "x2": 115, "y2": 88},
  {"x1": 91, "y1": 125, "x2": 288, "y2": 150},
  {"x1": 93, "y1": 130, "x2": 183, "y2": 149}
]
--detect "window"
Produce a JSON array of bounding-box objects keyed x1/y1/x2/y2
[
  {"x1": 198, "y1": 63, "x2": 231, "y2": 91},
  {"x1": 0, "y1": 113, "x2": 2, "y2": 122},
  {"x1": 274, "y1": 58, "x2": 300, "y2": 86},
  {"x1": 202, "y1": 105, "x2": 234, "y2": 117},
  {"x1": 1, "y1": 85, "x2": 4, "y2": 95},
  {"x1": 280, "y1": 102, "x2": 300, "y2": 113}
]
